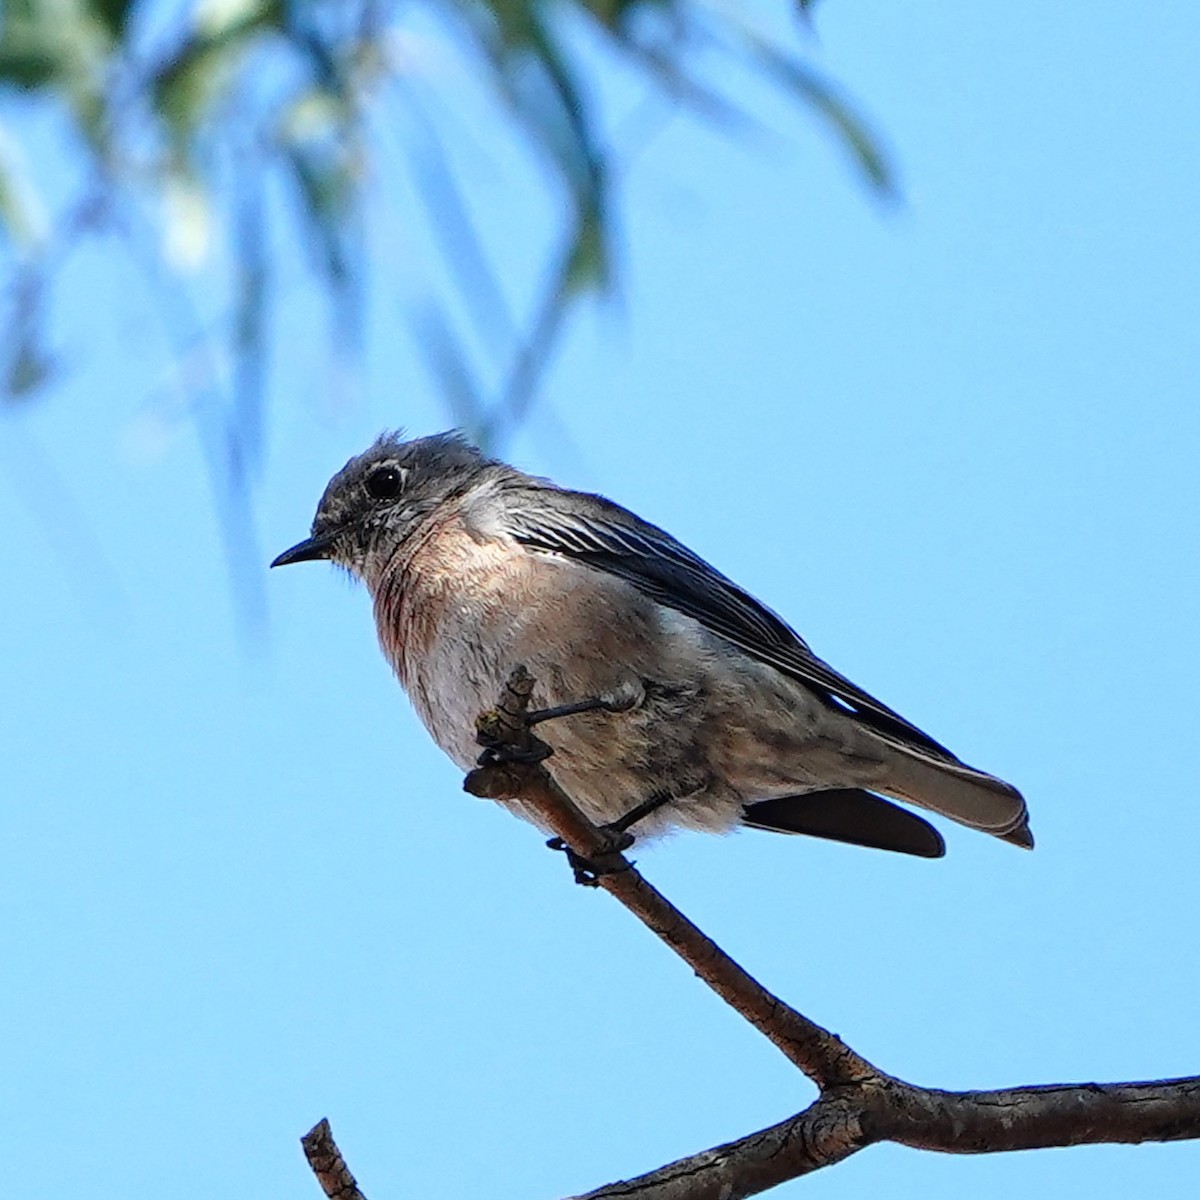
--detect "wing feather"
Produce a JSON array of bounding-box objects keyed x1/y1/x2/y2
[{"x1": 497, "y1": 485, "x2": 959, "y2": 763}]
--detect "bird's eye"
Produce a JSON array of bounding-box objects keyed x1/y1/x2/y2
[{"x1": 365, "y1": 466, "x2": 404, "y2": 500}]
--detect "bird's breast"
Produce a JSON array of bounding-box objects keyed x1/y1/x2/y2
[
  {"x1": 370, "y1": 522, "x2": 521, "y2": 767},
  {"x1": 369, "y1": 516, "x2": 682, "y2": 772}
]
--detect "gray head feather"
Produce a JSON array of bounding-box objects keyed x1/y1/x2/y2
[{"x1": 310, "y1": 430, "x2": 495, "y2": 575}]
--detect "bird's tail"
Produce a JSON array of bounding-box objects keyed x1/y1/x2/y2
[
  {"x1": 879, "y1": 748, "x2": 1033, "y2": 848},
  {"x1": 743, "y1": 789, "x2": 946, "y2": 858}
]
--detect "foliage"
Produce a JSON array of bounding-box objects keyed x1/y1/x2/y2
[{"x1": 0, "y1": 0, "x2": 891, "y2": 471}]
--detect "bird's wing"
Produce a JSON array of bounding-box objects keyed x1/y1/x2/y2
[{"x1": 496, "y1": 484, "x2": 960, "y2": 763}]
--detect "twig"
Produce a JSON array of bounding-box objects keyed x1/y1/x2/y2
[{"x1": 302, "y1": 1119, "x2": 369, "y2": 1200}]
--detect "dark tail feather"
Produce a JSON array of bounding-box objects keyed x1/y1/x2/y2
[
  {"x1": 742, "y1": 790, "x2": 946, "y2": 859},
  {"x1": 998, "y1": 821, "x2": 1036, "y2": 849},
  {"x1": 880, "y1": 750, "x2": 1032, "y2": 848}
]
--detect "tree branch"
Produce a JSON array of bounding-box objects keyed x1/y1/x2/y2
[
  {"x1": 300, "y1": 668, "x2": 1200, "y2": 1199},
  {"x1": 302, "y1": 1119, "x2": 368, "y2": 1200},
  {"x1": 569, "y1": 1075, "x2": 1200, "y2": 1199},
  {"x1": 885, "y1": 1075, "x2": 1200, "y2": 1153},
  {"x1": 569, "y1": 1095, "x2": 867, "y2": 1200},
  {"x1": 464, "y1": 665, "x2": 875, "y2": 1089}
]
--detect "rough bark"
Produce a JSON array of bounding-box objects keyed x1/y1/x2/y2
[{"x1": 302, "y1": 1119, "x2": 368, "y2": 1200}]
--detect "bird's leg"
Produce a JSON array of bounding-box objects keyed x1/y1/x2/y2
[
  {"x1": 480, "y1": 683, "x2": 640, "y2": 767},
  {"x1": 546, "y1": 791, "x2": 673, "y2": 886},
  {"x1": 526, "y1": 698, "x2": 618, "y2": 724},
  {"x1": 526, "y1": 682, "x2": 642, "y2": 728},
  {"x1": 604, "y1": 790, "x2": 674, "y2": 838}
]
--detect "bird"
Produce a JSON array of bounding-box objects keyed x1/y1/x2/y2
[{"x1": 272, "y1": 431, "x2": 1032, "y2": 859}]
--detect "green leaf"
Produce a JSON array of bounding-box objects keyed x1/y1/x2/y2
[
  {"x1": 749, "y1": 41, "x2": 895, "y2": 196},
  {"x1": 280, "y1": 139, "x2": 351, "y2": 286},
  {"x1": 231, "y1": 175, "x2": 268, "y2": 467},
  {"x1": 562, "y1": 201, "x2": 607, "y2": 296},
  {"x1": 86, "y1": 0, "x2": 136, "y2": 39},
  {"x1": 0, "y1": 43, "x2": 61, "y2": 89},
  {"x1": 151, "y1": 0, "x2": 284, "y2": 140},
  {"x1": 3, "y1": 271, "x2": 54, "y2": 403},
  {"x1": 0, "y1": 0, "x2": 121, "y2": 151},
  {"x1": 0, "y1": 137, "x2": 45, "y2": 249},
  {"x1": 5, "y1": 327, "x2": 53, "y2": 398},
  {"x1": 0, "y1": 0, "x2": 903, "y2": 502}
]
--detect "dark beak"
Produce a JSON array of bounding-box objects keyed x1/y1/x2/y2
[{"x1": 270, "y1": 530, "x2": 338, "y2": 568}]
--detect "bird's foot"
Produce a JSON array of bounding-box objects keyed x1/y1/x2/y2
[
  {"x1": 546, "y1": 830, "x2": 634, "y2": 887},
  {"x1": 476, "y1": 680, "x2": 640, "y2": 767},
  {"x1": 546, "y1": 792, "x2": 673, "y2": 882},
  {"x1": 474, "y1": 695, "x2": 554, "y2": 767},
  {"x1": 474, "y1": 739, "x2": 553, "y2": 768}
]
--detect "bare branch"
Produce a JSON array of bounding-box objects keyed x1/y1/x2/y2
[
  {"x1": 300, "y1": 668, "x2": 1200, "y2": 1200},
  {"x1": 884, "y1": 1075, "x2": 1200, "y2": 1153},
  {"x1": 571, "y1": 1076, "x2": 1200, "y2": 1199},
  {"x1": 302, "y1": 1119, "x2": 369, "y2": 1200},
  {"x1": 569, "y1": 1095, "x2": 866, "y2": 1199},
  {"x1": 303, "y1": 1073, "x2": 1200, "y2": 1200},
  {"x1": 464, "y1": 666, "x2": 875, "y2": 1088}
]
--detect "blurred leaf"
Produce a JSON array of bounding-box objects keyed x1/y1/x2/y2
[
  {"x1": 0, "y1": 0, "x2": 899, "y2": 585},
  {"x1": 0, "y1": 137, "x2": 44, "y2": 249},
  {"x1": 562, "y1": 200, "x2": 606, "y2": 295},
  {"x1": 3, "y1": 270, "x2": 54, "y2": 402},
  {"x1": 152, "y1": 0, "x2": 283, "y2": 140},
  {"x1": 281, "y1": 86, "x2": 345, "y2": 142},
  {"x1": 5, "y1": 328, "x2": 53, "y2": 397},
  {"x1": 280, "y1": 132, "x2": 352, "y2": 288},
  {"x1": 0, "y1": 0, "x2": 64, "y2": 89},
  {"x1": 153, "y1": 39, "x2": 235, "y2": 138},
  {"x1": 583, "y1": 0, "x2": 665, "y2": 34},
  {"x1": 278, "y1": 87, "x2": 363, "y2": 364},
  {"x1": 415, "y1": 304, "x2": 488, "y2": 441},
  {"x1": 480, "y1": 227, "x2": 580, "y2": 444},
  {"x1": 407, "y1": 99, "x2": 515, "y2": 350},
  {"x1": 0, "y1": 0, "x2": 118, "y2": 154},
  {"x1": 86, "y1": 0, "x2": 136, "y2": 39},
  {"x1": 456, "y1": 2, "x2": 609, "y2": 261},
  {"x1": 748, "y1": 40, "x2": 894, "y2": 195},
  {"x1": 0, "y1": 42, "x2": 61, "y2": 88},
  {"x1": 231, "y1": 172, "x2": 267, "y2": 469}
]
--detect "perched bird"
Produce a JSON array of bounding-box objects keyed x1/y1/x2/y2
[{"x1": 272, "y1": 432, "x2": 1032, "y2": 859}]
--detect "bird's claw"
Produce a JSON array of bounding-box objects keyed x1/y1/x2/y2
[
  {"x1": 546, "y1": 826, "x2": 635, "y2": 887},
  {"x1": 474, "y1": 699, "x2": 553, "y2": 766},
  {"x1": 475, "y1": 740, "x2": 553, "y2": 767}
]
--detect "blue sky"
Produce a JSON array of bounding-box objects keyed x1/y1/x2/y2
[{"x1": 2, "y1": 5, "x2": 1199, "y2": 1199}]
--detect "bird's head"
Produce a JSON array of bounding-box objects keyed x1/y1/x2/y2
[{"x1": 271, "y1": 431, "x2": 491, "y2": 581}]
